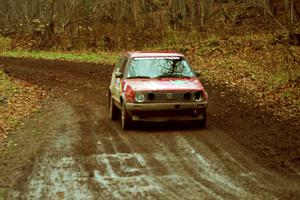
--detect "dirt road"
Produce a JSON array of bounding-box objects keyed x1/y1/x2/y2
[{"x1": 0, "y1": 57, "x2": 300, "y2": 199}]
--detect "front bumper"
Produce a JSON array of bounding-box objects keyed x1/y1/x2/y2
[{"x1": 125, "y1": 101, "x2": 207, "y2": 122}]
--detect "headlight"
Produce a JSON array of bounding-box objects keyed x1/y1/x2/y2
[
  {"x1": 194, "y1": 91, "x2": 204, "y2": 101},
  {"x1": 135, "y1": 93, "x2": 145, "y2": 103}
]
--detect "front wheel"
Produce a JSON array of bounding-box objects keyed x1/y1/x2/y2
[
  {"x1": 109, "y1": 95, "x2": 119, "y2": 121},
  {"x1": 121, "y1": 103, "x2": 132, "y2": 130},
  {"x1": 199, "y1": 111, "x2": 207, "y2": 128}
]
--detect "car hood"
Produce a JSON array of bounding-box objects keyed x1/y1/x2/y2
[{"x1": 123, "y1": 78, "x2": 204, "y2": 91}]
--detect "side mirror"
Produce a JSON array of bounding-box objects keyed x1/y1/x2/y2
[{"x1": 115, "y1": 71, "x2": 123, "y2": 78}]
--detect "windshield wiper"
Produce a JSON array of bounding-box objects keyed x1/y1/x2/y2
[
  {"x1": 156, "y1": 73, "x2": 191, "y2": 78},
  {"x1": 127, "y1": 76, "x2": 151, "y2": 79}
]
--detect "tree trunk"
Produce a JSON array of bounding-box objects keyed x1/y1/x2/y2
[
  {"x1": 200, "y1": 0, "x2": 205, "y2": 26},
  {"x1": 284, "y1": 0, "x2": 295, "y2": 36}
]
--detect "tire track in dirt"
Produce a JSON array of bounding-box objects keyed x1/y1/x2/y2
[
  {"x1": 115, "y1": 132, "x2": 188, "y2": 200},
  {"x1": 176, "y1": 135, "x2": 261, "y2": 199},
  {"x1": 106, "y1": 131, "x2": 183, "y2": 200},
  {"x1": 122, "y1": 130, "x2": 224, "y2": 199},
  {"x1": 179, "y1": 133, "x2": 300, "y2": 199},
  {"x1": 24, "y1": 101, "x2": 95, "y2": 199},
  {"x1": 70, "y1": 98, "x2": 202, "y2": 199},
  {"x1": 147, "y1": 131, "x2": 236, "y2": 199},
  {"x1": 68, "y1": 101, "x2": 164, "y2": 199},
  {"x1": 93, "y1": 118, "x2": 169, "y2": 199}
]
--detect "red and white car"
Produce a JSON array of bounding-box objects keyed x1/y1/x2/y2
[{"x1": 109, "y1": 51, "x2": 208, "y2": 129}]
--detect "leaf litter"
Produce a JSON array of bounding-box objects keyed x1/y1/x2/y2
[
  {"x1": 0, "y1": 67, "x2": 48, "y2": 149},
  {"x1": 186, "y1": 34, "x2": 300, "y2": 126}
]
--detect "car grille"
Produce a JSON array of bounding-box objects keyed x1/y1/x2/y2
[
  {"x1": 136, "y1": 110, "x2": 195, "y2": 117},
  {"x1": 146, "y1": 92, "x2": 193, "y2": 102}
]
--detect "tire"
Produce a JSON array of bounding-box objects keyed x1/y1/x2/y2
[
  {"x1": 199, "y1": 111, "x2": 207, "y2": 128},
  {"x1": 109, "y1": 95, "x2": 119, "y2": 121},
  {"x1": 121, "y1": 103, "x2": 132, "y2": 130}
]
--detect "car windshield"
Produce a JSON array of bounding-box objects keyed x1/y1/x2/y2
[{"x1": 125, "y1": 57, "x2": 195, "y2": 78}]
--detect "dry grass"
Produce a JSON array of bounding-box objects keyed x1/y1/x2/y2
[{"x1": 0, "y1": 37, "x2": 11, "y2": 52}]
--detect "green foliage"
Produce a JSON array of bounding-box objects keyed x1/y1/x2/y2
[
  {"x1": 6, "y1": 116, "x2": 19, "y2": 127},
  {"x1": 205, "y1": 35, "x2": 220, "y2": 48},
  {"x1": 0, "y1": 37, "x2": 11, "y2": 52},
  {"x1": 0, "y1": 189, "x2": 6, "y2": 200},
  {"x1": 192, "y1": 35, "x2": 221, "y2": 56},
  {"x1": 0, "y1": 70, "x2": 19, "y2": 98},
  {"x1": 282, "y1": 91, "x2": 291, "y2": 99},
  {"x1": 0, "y1": 50, "x2": 120, "y2": 64},
  {"x1": 266, "y1": 72, "x2": 291, "y2": 90},
  {"x1": 154, "y1": 29, "x2": 187, "y2": 50}
]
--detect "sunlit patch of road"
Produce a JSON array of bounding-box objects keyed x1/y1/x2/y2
[
  {"x1": 93, "y1": 140, "x2": 161, "y2": 199},
  {"x1": 92, "y1": 152, "x2": 161, "y2": 199},
  {"x1": 27, "y1": 156, "x2": 93, "y2": 200}
]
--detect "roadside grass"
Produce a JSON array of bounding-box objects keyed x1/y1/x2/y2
[
  {"x1": 0, "y1": 50, "x2": 120, "y2": 64},
  {"x1": 0, "y1": 70, "x2": 20, "y2": 130},
  {"x1": 0, "y1": 37, "x2": 11, "y2": 52},
  {"x1": 0, "y1": 70, "x2": 20, "y2": 98}
]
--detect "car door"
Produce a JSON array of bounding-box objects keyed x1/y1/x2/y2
[{"x1": 110, "y1": 56, "x2": 128, "y2": 106}]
